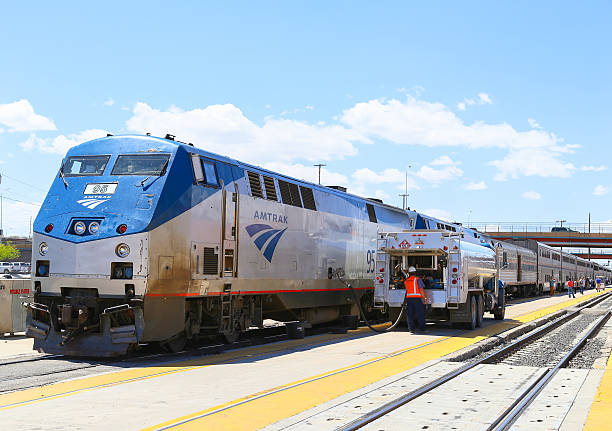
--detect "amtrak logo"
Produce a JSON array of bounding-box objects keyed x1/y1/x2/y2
[
  {"x1": 77, "y1": 198, "x2": 109, "y2": 209},
  {"x1": 245, "y1": 224, "x2": 288, "y2": 263}
]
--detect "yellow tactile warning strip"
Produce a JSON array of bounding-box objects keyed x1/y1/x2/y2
[
  {"x1": 142, "y1": 291, "x2": 608, "y2": 431},
  {"x1": 0, "y1": 324, "x2": 392, "y2": 411},
  {"x1": 0, "y1": 291, "x2": 604, "y2": 422},
  {"x1": 584, "y1": 330, "x2": 612, "y2": 431}
]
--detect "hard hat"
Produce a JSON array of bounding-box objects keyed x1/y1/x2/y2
[{"x1": 408, "y1": 266, "x2": 416, "y2": 273}]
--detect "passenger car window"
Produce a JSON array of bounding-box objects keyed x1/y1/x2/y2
[
  {"x1": 62, "y1": 155, "x2": 110, "y2": 176},
  {"x1": 111, "y1": 154, "x2": 170, "y2": 175}
]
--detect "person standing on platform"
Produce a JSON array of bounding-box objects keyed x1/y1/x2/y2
[
  {"x1": 549, "y1": 277, "x2": 556, "y2": 296},
  {"x1": 579, "y1": 277, "x2": 585, "y2": 295},
  {"x1": 404, "y1": 266, "x2": 426, "y2": 332},
  {"x1": 568, "y1": 279, "x2": 575, "y2": 298},
  {"x1": 596, "y1": 276, "x2": 602, "y2": 291}
]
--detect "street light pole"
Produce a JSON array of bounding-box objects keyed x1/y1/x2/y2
[{"x1": 313, "y1": 164, "x2": 326, "y2": 185}]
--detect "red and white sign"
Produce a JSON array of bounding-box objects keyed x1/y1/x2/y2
[{"x1": 398, "y1": 240, "x2": 411, "y2": 248}]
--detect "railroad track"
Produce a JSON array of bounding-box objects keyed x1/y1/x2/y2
[
  {"x1": 0, "y1": 293, "x2": 604, "y2": 398},
  {"x1": 333, "y1": 291, "x2": 612, "y2": 431},
  {"x1": 0, "y1": 293, "x2": 556, "y2": 369},
  {"x1": 0, "y1": 318, "x2": 385, "y2": 394}
]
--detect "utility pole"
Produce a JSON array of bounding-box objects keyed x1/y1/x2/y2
[
  {"x1": 0, "y1": 172, "x2": 3, "y2": 237},
  {"x1": 556, "y1": 219, "x2": 566, "y2": 229},
  {"x1": 556, "y1": 220, "x2": 566, "y2": 287},
  {"x1": 313, "y1": 164, "x2": 326, "y2": 185},
  {"x1": 588, "y1": 213, "x2": 591, "y2": 262},
  {"x1": 398, "y1": 166, "x2": 411, "y2": 210}
]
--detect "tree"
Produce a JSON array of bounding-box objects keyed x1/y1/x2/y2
[{"x1": 0, "y1": 242, "x2": 20, "y2": 260}]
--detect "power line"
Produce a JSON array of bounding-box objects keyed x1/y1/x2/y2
[
  {"x1": 1, "y1": 195, "x2": 41, "y2": 207},
  {"x1": 0, "y1": 172, "x2": 48, "y2": 193}
]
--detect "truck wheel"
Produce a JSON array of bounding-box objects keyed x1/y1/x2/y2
[
  {"x1": 476, "y1": 295, "x2": 484, "y2": 327},
  {"x1": 468, "y1": 296, "x2": 477, "y2": 330},
  {"x1": 493, "y1": 305, "x2": 505, "y2": 320},
  {"x1": 3, "y1": 270, "x2": 8, "y2": 274}
]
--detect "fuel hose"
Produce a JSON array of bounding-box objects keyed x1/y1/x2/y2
[{"x1": 335, "y1": 273, "x2": 406, "y2": 333}]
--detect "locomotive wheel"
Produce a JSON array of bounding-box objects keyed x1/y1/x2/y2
[
  {"x1": 160, "y1": 333, "x2": 187, "y2": 353},
  {"x1": 476, "y1": 295, "x2": 484, "y2": 327},
  {"x1": 468, "y1": 296, "x2": 477, "y2": 330},
  {"x1": 222, "y1": 330, "x2": 239, "y2": 344}
]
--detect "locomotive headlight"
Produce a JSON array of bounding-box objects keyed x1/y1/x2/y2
[
  {"x1": 88, "y1": 221, "x2": 100, "y2": 234},
  {"x1": 74, "y1": 221, "x2": 86, "y2": 235},
  {"x1": 116, "y1": 243, "x2": 130, "y2": 258},
  {"x1": 39, "y1": 242, "x2": 48, "y2": 256}
]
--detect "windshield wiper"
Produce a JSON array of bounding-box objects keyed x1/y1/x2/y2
[
  {"x1": 135, "y1": 158, "x2": 170, "y2": 187},
  {"x1": 59, "y1": 163, "x2": 69, "y2": 188},
  {"x1": 138, "y1": 175, "x2": 153, "y2": 187}
]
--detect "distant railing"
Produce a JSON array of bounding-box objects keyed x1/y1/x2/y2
[{"x1": 466, "y1": 222, "x2": 612, "y2": 234}]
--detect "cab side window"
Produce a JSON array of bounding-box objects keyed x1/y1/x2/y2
[
  {"x1": 190, "y1": 153, "x2": 219, "y2": 187},
  {"x1": 201, "y1": 160, "x2": 219, "y2": 186}
]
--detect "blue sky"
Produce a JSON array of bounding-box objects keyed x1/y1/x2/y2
[{"x1": 1, "y1": 1, "x2": 611, "y2": 242}]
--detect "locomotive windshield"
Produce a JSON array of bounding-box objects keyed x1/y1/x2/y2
[
  {"x1": 111, "y1": 154, "x2": 171, "y2": 176},
  {"x1": 62, "y1": 155, "x2": 111, "y2": 176}
]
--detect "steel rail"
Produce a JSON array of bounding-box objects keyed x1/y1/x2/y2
[
  {"x1": 489, "y1": 308, "x2": 612, "y2": 431},
  {"x1": 337, "y1": 291, "x2": 612, "y2": 431}
]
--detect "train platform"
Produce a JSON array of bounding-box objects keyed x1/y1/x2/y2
[{"x1": 0, "y1": 288, "x2": 610, "y2": 430}]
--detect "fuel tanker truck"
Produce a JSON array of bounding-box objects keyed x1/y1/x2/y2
[{"x1": 373, "y1": 230, "x2": 505, "y2": 328}]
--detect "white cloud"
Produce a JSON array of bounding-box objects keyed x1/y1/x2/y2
[
  {"x1": 582, "y1": 165, "x2": 607, "y2": 172},
  {"x1": 528, "y1": 118, "x2": 541, "y2": 129},
  {"x1": 374, "y1": 189, "x2": 390, "y2": 200},
  {"x1": 20, "y1": 129, "x2": 108, "y2": 154},
  {"x1": 456, "y1": 94, "x2": 490, "y2": 111},
  {"x1": 0, "y1": 99, "x2": 56, "y2": 132},
  {"x1": 593, "y1": 185, "x2": 608, "y2": 196},
  {"x1": 126, "y1": 102, "x2": 367, "y2": 165},
  {"x1": 464, "y1": 181, "x2": 487, "y2": 190},
  {"x1": 341, "y1": 97, "x2": 567, "y2": 151},
  {"x1": 103, "y1": 98, "x2": 115, "y2": 106},
  {"x1": 350, "y1": 167, "x2": 420, "y2": 198},
  {"x1": 522, "y1": 190, "x2": 541, "y2": 200},
  {"x1": 414, "y1": 164, "x2": 463, "y2": 185},
  {"x1": 478, "y1": 93, "x2": 492, "y2": 105},
  {"x1": 490, "y1": 147, "x2": 576, "y2": 181},
  {"x1": 430, "y1": 155, "x2": 455, "y2": 166},
  {"x1": 125, "y1": 97, "x2": 576, "y2": 186},
  {"x1": 262, "y1": 162, "x2": 348, "y2": 186},
  {"x1": 422, "y1": 208, "x2": 453, "y2": 222}
]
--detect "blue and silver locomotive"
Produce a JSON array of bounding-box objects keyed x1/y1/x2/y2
[{"x1": 26, "y1": 134, "x2": 435, "y2": 356}]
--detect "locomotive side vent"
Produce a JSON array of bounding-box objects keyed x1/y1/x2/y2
[
  {"x1": 278, "y1": 179, "x2": 292, "y2": 205},
  {"x1": 262, "y1": 175, "x2": 278, "y2": 201},
  {"x1": 247, "y1": 171, "x2": 264, "y2": 198},
  {"x1": 203, "y1": 247, "x2": 219, "y2": 275},
  {"x1": 278, "y1": 179, "x2": 303, "y2": 207},
  {"x1": 299, "y1": 186, "x2": 317, "y2": 211}
]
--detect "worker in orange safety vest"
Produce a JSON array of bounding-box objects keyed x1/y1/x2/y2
[{"x1": 404, "y1": 266, "x2": 426, "y2": 332}]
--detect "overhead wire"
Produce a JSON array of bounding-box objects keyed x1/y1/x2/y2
[{"x1": 0, "y1": 195, "x2": 42, "y2": 207}]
